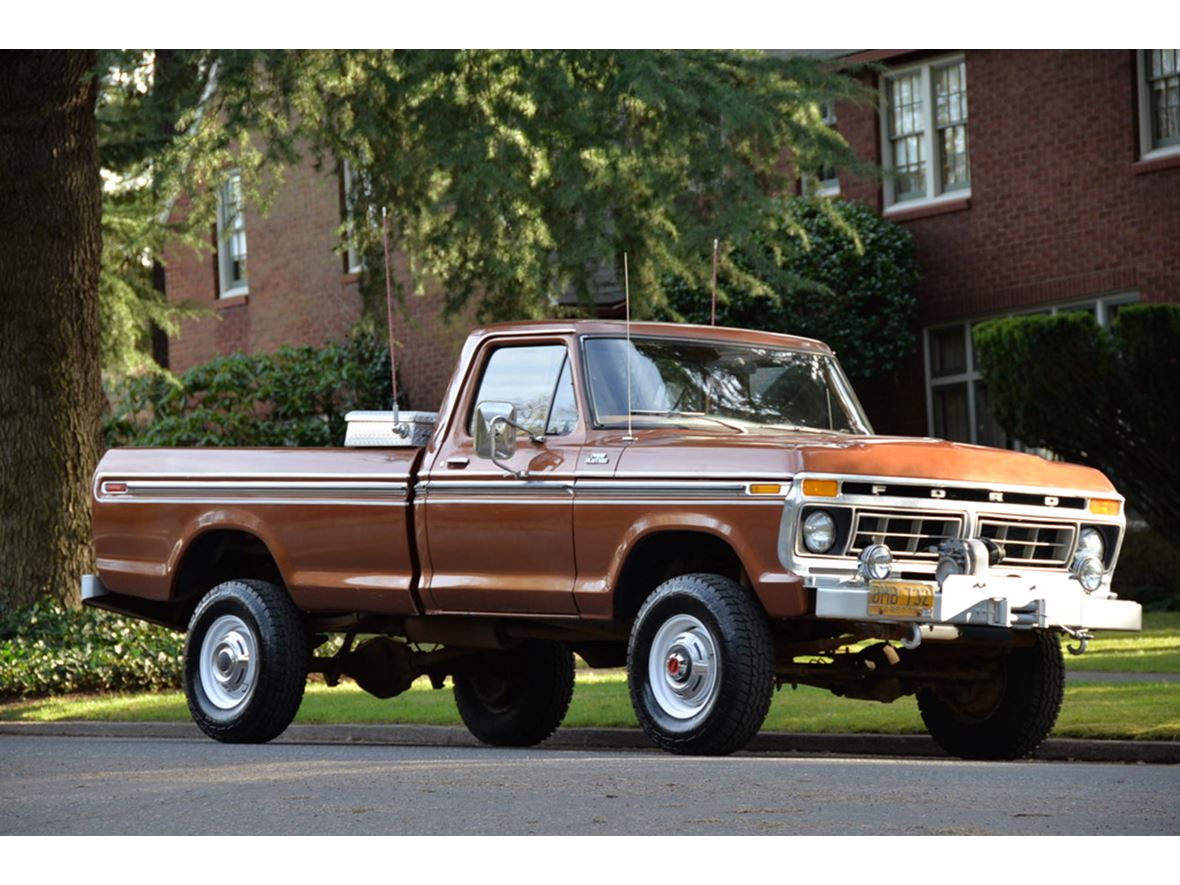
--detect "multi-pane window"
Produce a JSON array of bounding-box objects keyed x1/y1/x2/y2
[
  {"x1": 935, "y1": 63, "x2": 970, "y2": 190},
  {"x1": 925, "y1": 294, "x2": 1138, "y2": 448},
  {"x1": 882, "y1": 57, "x2": 970, "y2": 207},
  {"x1": 216, "y1": 171, "x2": 248, "y2": 297},
  {"x1": 1142, "y1": 50, "x2": 1180, "y2": 152},
  {"x1": 887, "y1": 71, "x2": 926, "y2": 200}
]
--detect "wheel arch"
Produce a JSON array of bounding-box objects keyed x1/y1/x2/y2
[
  {"x1": 610, "y1": 523, "x2": 751, "y2": 625},
  {"x1": 170, "y1": 527, "x2": 287, "y2": 621}
]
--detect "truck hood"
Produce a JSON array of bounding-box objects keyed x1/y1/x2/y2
[{"x1": 609, "y1": 429, "x2": 1116, "y2": 494}]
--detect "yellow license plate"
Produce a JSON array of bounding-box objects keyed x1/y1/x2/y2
[{"x1": 867, "y1": 580, "x2": 936, "y2": 618}]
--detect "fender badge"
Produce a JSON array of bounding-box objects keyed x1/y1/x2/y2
[{"x1": 585, "y1": 452, "x2": 610, "y2": 465}]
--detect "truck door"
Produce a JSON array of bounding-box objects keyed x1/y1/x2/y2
[{"x1": 421, "y1": 338, "x2": 582, "y2": 614}]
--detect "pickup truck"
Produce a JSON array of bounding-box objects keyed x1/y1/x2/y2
[{"x1": 84, "y1": 320, "x2": 1141, "y2": 759}]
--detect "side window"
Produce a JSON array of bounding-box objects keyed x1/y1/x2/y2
[{"x1": 470, "y1": 345, "x2": 578, "y2": 437}]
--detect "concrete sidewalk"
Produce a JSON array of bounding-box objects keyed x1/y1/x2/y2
[{"x1": 2, "y1": 720, "x2": 1177, "y2": 764}]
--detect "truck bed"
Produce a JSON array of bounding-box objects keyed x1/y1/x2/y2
[{"x1": 92, "y1": 447, "x2": 424, "y2": 619}]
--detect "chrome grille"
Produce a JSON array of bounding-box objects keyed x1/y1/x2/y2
[
  {"x1": 850, "y1": 510, "x2": 964, "y2": 560},
  {"x1": 977, "y1": 518, "x2": 1076, "y2": 567}
]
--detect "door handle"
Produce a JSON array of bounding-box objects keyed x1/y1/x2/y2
[{"x1": 445, "y1": 457, "x2": 469, "y2": 469}]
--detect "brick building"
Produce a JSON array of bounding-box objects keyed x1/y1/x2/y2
[{"x1": 164, "y1": 49, "x2": 1180, "y2": 441}]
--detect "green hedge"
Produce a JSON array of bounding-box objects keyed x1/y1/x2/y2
[
  {"x1": 0, "y1": 600, "x2": 183, "y2": 699},
  {"x1": 1114, "y1": 529, "x2": 1180, "y2": 611},
  {"x1": 973, "y1": 305, "x2": 1180, "y2": 551},
  {"x1": 105, "y1": 328, "x2": 394, "y2": 448}
]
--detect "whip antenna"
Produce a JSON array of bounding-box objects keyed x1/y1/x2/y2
[
  {"x1": 381, "y1": 207, "x2": 402, "y2": 430},
  {"x1": 711, "y1": 238, "x2": 719, "y2": 326},
  {"x1": 624, "y1": 251, "x2": 634, "y2": 442}
]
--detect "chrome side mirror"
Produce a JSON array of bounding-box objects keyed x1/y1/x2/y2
[{"x1": 475, "y1": 401, "x2": 520, "y2": 474}]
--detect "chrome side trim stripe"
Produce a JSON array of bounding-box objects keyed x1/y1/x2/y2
[
  {"x1": 96, "y1": 479, "x2": 409, "y2": 506},
  {"x1": 576, "y1": 481, "x2": 747, "y2": 497},
  {"x1": 418, "y1": 478, "x2": 787, "y2": 505}
]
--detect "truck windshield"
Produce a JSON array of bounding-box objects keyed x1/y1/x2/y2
[{"x1": 583, "y1": 336, "x2": 871, "y2": 434}]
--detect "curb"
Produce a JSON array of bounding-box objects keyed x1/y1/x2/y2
[{"x1": 2, "y1": 720, "x2": 1176, "y2": 764}]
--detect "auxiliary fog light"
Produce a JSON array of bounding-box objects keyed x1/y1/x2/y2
[
  {"x1": 1073, "y1": 553, "x2": 1104, "y2": 594},
  {"x1": 859, "y1": 544, "x2": 893, "y2": 581},
  {"x1": 802, "y1": 510, "x2": 837, "y2": 554}
]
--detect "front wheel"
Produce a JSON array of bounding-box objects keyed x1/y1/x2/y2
[
  {"x1": 453, "y1": 640, "x2": 575, "y2": 747},
  {"x1": 627, "y1": 573, "x2": 775, "y2": 756},
  {"x1": 183, "y1": 579, "x2": 309, "y2": 744},
  {"x1": 917, "y1": 630, "x2": 1065, "y2": 760}
]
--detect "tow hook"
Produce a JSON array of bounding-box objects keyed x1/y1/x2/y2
[{"x1": 1061, "y1": 626, "x2": 1093, "y2": 656}]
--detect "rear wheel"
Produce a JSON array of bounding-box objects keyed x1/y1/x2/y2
[
  {"x1": 453, "y1": 640, "x2": 575, "y2": 747},
  {"x1": 183, "y1": 579, "x2": 309, "y2": 744},
  {"x1": 918, "y1": 631, "x2": 1065, "y2": 760},
  {"x1": 627, "y1": 573, "x2": 774, "y2": 756}
]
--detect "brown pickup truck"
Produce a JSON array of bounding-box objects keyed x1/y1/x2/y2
[{"x1": 85, "y1": 320, "x2": 1140, "y2": 759}]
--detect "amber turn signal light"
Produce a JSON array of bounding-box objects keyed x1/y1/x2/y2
[
  {"x1": 1089, "y1": 498, "x2": 1120, "y2": 516},
  {"x1": 802, "y1": 478, "x2": 839, "y2": 497},
  {"x1": 748, "y1": 483, "x2": 783, "y2": 495}
]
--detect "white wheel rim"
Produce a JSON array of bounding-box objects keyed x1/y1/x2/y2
[
  {"x1": 199, "y1": 615, "x2": 259, "y2": 712},
  {"x1": 648, "y1": 614, "x2": 720, "y2": 721}
]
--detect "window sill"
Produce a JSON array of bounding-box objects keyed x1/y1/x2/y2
[
  {"x1": 343, "y1": 270, "x2": 362, "y2": 283},
  {"x1": 216, "y1": 291, "x2": 249, "y2": 308},
  {"x1": 884, "y1": 193, "x2": 971, "y2": 222},
  {"x1": 1134, "y1": 146, "x2": 1180, "y2": 174}
]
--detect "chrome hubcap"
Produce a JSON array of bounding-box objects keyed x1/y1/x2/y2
[
  {"x1": 199, "y1": 615, "x2": 259, "y2": 712},
  {"x1": 648, "y1": 614, "x2": 719, "y2": 720}
]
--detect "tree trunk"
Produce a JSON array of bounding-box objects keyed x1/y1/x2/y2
[{"x1": 0, "y1": 51, "x2": 103, "y2": 610}]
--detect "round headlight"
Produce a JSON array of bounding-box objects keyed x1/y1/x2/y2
[
  {"x1": 1074, "y1": 553, "x2": 1104, "y2": 594},
  {"x1": 1078, "y1": 528, "x2": 1105, "y2": 561},
  {"x1": 859, "y1": 544, "x2": 893, "y2": 581},
  {"x1": 802, "y1": 510, "x2": 837, "y2": 554}
]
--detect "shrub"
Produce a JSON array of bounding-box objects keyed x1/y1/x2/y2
[
  {"x1": 973, "y1": 305, "x2": 1180, "y2": 549},
  {"x1": 1111, "y1": 528, "x2": 1180, "y2": 612},
  {"x1": 659, "y1": 198, "x2": 919, "y2": 383},
  {"x1": 0, "y1": 599, "x2": 183, "y2": 699},
  {"x1": 104, "y1": 328, "x2": 395, "y2": 448}
]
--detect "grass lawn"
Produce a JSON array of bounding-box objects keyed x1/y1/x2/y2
[
  {"x1": 3, "y1": 670, "x2": 1178, "y2": 741},
  {"x1": 1063, "y1": 612, "x2": 1180, "y2": 672}
]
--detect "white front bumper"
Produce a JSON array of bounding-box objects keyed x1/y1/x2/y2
[{"x1": 814, "y1": 572, "x2": 1142, "y2": 632}]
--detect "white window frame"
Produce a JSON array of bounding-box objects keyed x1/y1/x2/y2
[
  {"x1": 880, "y1": 54, "x2": 971, "y2": 214},
  {"x1": 1137, "y1": 50, "x2": 1180, "y2": 162},
  {"x1": 923, "y1": 292, "x2": 1140, "y2": 446},
  {"x1": 216, "y1": 170, "x2": 248, "y2": 298},
  {"x1": 342, "y1": 160, "x2": 365, "y2": 275}
]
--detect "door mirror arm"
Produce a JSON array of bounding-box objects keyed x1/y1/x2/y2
[{"x1": 488, "y1": 416, "x2": 545, "y2": 479}]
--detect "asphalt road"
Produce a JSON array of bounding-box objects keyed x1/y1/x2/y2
[{"x1": 1, "y1": 735, "x2": 1177, "y2": 835}]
